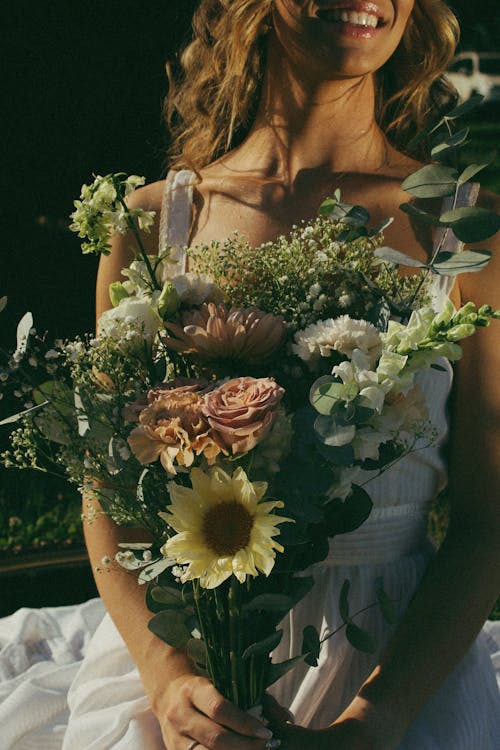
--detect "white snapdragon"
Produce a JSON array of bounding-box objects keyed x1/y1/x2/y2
[
  {"x1": 69, "y1": 174, "x2": 155, "y2": 256},
  {"x1": 333, "y1": 350, "x2": 388, "y2": 414}
]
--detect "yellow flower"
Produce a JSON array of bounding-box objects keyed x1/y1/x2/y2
[{"x1": 159, "y1": 466, "x2": 291, "y2": 589}]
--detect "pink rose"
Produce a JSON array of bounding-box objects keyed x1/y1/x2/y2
[{"x1": 203, "y1": 377, "x2": 285, "y2": 454}]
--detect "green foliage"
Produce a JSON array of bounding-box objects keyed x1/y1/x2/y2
[{"x1": 0, "y1": 470, "x2": 83, "y2": 555}]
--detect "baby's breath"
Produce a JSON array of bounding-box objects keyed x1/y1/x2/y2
[{"x1": 188, "y1": 216, "x2": 430, "y2": 332}]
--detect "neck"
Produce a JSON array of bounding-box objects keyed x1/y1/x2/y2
[{"x1": 225, "y1": 34, "x2": 389, "y2": 186}]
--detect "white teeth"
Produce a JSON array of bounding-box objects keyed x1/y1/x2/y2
[{"x1": 327, "y1": 9, "x2": 379, "y2": 27}]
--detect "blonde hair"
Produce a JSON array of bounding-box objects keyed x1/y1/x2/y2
[{"x1": 165, "y1": 0, "x2": 460, "y2": 171}]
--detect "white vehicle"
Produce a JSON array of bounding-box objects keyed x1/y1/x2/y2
[{"x1": 446, "y1": 51, "x2": 500, "y2": 103}]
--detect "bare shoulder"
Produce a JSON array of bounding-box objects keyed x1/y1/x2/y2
[
  {"x1": 125, "y1": 179, "x2": 165, "y2": 212},
  {"x1": 95, "y1": 179, "x2": 166, "y2": 320}
]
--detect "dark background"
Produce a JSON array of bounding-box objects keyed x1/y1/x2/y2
[{"x1": 1, "y1": 0, "x2": 498, "y2": 346}]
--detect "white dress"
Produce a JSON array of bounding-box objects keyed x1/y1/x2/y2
[{"x1": 0, "y1": 170, "x2": 499, "y2": 749}]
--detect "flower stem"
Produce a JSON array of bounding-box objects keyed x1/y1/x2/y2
[
  {"x1": 228, "y1": 575, "x2": 244, "y2": 708},
  {"x1": 111, "y1": 176, "x2": 160, "y2": 291}
]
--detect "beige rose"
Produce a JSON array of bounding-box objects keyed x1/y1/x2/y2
[
  {"x1": 127, "y1": 389, "x2": 224, "y2": 474},
  {"x1": 122, "y1": 378, "x2": 212, "y2": 422},
  {"x1": 203, "y1": 377, "x2": 285, "y2": 454}
]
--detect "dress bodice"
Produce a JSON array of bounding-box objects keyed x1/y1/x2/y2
[{"x1": 158, "y1": 170, "x2": 478, "y2": 565}]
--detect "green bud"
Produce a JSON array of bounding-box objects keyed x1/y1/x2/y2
[
  {"x1": 431, "y1": 299, "x2": 454, "y2": 331},
  {"x1": 455, "y1": 301, "x2": 476, "y2": 321},
  {"x1": 157, "y1": 281, "x2": 179, "y2": 319},
  {"x1": 446, "y1": 323, "x2": 476, "y2": 342},
  {"x1": 492, "y1": 310, "x2": 500, "y2": 320},
  {"x1": 109, "y1": 282, "x2": 129, "y2": 308},
  {"x1": 478, "y1": 304, "x2": 493, "y2": 317}
]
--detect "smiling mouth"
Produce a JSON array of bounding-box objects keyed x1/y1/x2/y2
[{"x1": 317, "y1": 8, "x2": 383, "y2": 29}]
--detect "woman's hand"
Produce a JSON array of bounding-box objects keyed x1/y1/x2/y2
[
  {"x1": 264, "y1": 695, "x2": 376, "y2": 750},
  {"x1": 157, "y1": 673, "x2": 275, "y2": 750},
  {"x1": 277, "y1": 722, "x2": 376, "y2": 750}
]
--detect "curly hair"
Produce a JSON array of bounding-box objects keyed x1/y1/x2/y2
[{"x1": 165, "y1": 0, "x2": 460, "y2": 172}]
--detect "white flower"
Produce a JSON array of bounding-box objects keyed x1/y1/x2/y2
[
  {"x1": 171, "y1": 273, "x2": 224, "y2": 306},
  {"x1": 333, "y1": 351, "x2": 389, "y2": 413},
  {"x1": 294, "y1": 316, "x2": 382, "y2": 368},
  {"x1": 97, "y1": 297, "x2": 162, "y2": 343},
  {"x1": 69, "y1": 174, "x2": 155, "y2": 256}
]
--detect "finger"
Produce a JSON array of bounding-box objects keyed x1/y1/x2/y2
[
  {"x1": 191, "y1": 682, "x2": 273, "y2": 741},
  {"x1": 263, "y1": 694, "x2": 295, "y2": 726}
]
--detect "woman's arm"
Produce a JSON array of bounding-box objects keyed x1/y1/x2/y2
[
  {"x1": 274, "y1": 202, "x2": 500, "y2": 750},
  {"x1": 87, "y1": 183, "x2": 273, "y2": 750}
]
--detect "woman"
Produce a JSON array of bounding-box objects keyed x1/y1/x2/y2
[{"x1": 77, "y1": 1, "x2": 500, "y2": 748}]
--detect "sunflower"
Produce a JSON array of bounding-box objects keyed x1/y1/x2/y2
[{"x1": 159, "y1": 466, "x2": 291, "y2": 589}]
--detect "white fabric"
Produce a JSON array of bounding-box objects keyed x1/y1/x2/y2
[{"x1": 0, "y1": 173, "x2": 499, "y2": 749}]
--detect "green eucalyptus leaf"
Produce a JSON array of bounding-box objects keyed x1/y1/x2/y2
[
  {"x1": 430, "y1": 127, "x2": 469, "y2": 158},
  {"x1": 243, "y1": 593, "x2": 294, "y2": 613},
  {"x1": 345, "y1": 622, "x2": 377, "y2": 654},
  {"x1": 439, "y1": 207, "x2": 500, "y2": 243},
  {"x1": 150, "y1": 586, "x2": 184, "y2": 606},
  {"x1": 34, "y1": 410, "x2": 72, "y2": 445},
  {"x1": 402, "y1": 165, "x2": 458, "y2": 199},
  {"x1": 187, "y1": 638, "x2": 207, "y2": 668},
  {"x1": 302, "y1": 625, "x2": 321, "y2": 667},
  {"x1": 319, "y1": 197, "x2": 339, "y2": 216},
  {"x1": 375, "y1": 578, "x2": 398, "y2": 624},
  {"x1": 243, "y1": 630, "x2": 283, "y2": 660},
  {"x1": 445, "y1": 93, "x2": 484, "y2": 119},
  {"x1": 399, "y1": 203, "x2": 443, "y2": 227},
  {"x1": 148, "y1": 610, "x2": 191, "y2": 648},
  {"x1": 310, "y1": 379, "x2": 358, "y2": 416},
  {"x1": 0, "y1": 401, "x2": 49, "y2": 427},
  {"x1": 266, "y1": 655, "x2": 305, "y2": 687},
  {"x1": 339, "y1": 579, "x2": 350, "y2": 623},
  {"x1": 342, "y1": 205, "x2": 370, "y2": 227},
  {"x1": 33, "y1": 381, "x2": 74, "y2": 415},
  {"x1": 337, "y1": 226, "x2": 368, "y2": 242},
  {"x1": 0, "y1": 296, "x2": 7, "y2": 313},
  {"x1": 367, "y1": 216, "x2": 394, "y2": 237},
  {"x1": 431, "y1": 249, "x2": 492, "y2": 275},
  {"x1": 314, "y1": 414, "x2": 356, "y2": 447},
  {"x1": 458, "y1": 155, "x2": 496, "y2": 186},
  {"x1": 374, "y1": 246, "x2": 426, "y2": 268},
  {"x1": 407, "y1": 116, "x2": 446, "y2": 149},
  {"x1": 324, "y1": 484, "x2": 373, "y2": 535}
]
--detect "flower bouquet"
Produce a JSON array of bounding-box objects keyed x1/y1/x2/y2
[{"x1": 2, "y1": 97, "x2": 500, "y2": 727}]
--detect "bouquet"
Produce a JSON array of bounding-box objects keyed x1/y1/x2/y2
[{"x1": 1, "y1": 96, "x2": 499, "y2": 731}]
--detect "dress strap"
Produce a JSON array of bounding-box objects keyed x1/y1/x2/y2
[
  {"x1": 431, "y1": 181, "x2": 480, "y2": 307},
  {"x1": 158, "y1": 169, "x2": 197, "y2": 275}
]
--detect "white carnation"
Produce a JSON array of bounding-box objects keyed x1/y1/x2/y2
[{"x1": 293, "y1": 315, "x2": 382, "y2": 367}]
